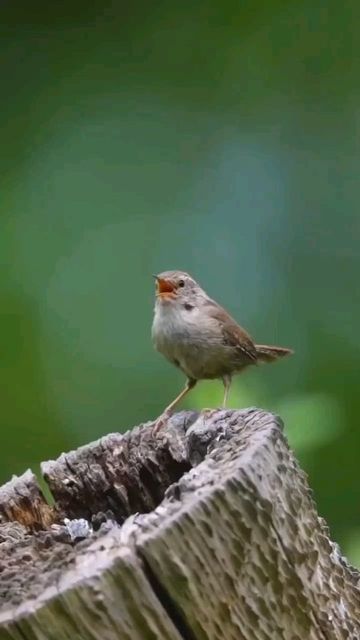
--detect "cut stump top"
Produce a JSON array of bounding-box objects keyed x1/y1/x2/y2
[{"x1": 0, "y1": 408, "x2": 359, "y2": 640}]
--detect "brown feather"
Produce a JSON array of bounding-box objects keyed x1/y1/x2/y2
[
  {"x1": 255, "y1": 344, "x2": 294, "y2": 363},
  {"x1": 204, "y1": 299, "x2": 258, "y2": 363}
]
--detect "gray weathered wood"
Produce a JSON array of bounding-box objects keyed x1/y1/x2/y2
[
  {"x1": 0, "y1": 470, "x2": 54, "y2": 530},
  {"x1": 0, "y1": 409, "x2": 359, "y2": 640}
]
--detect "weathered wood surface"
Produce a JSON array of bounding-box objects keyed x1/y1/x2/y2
[{"x1": 0, "y1": 409, "x2": 359, "y2": 640}]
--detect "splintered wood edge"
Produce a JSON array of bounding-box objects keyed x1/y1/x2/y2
[
  {"x1": 0, "y1": 408, "x2": 268, "y2": 529},
  {"x1": 1, "y1": 409, "x2": 359, "y2": 639},
  {"x1": 0, "y1": 411, "x2": 197, "y2": 528},
  {"x1": 39, "y1": 412, "x2": 197, "y2": 521},
  {"x1": 0, "y1": 469, "x2": 55, "y2": 529}
]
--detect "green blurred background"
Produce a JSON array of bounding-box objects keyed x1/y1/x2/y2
[{"x1": 1, "y1": 1, "x2": 359, "y2": 564}]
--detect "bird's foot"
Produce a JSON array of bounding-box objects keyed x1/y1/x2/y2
[
  {"x1": 201, "y1": 408, "x2": 219, "y2": 417},
  {"x1": 152, "y1": 411, "x2": 171, "y2": 436}
]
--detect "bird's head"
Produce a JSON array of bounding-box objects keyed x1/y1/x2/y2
[{"x1": 153, "y1": 270, "x2": 201, "y2": 303}]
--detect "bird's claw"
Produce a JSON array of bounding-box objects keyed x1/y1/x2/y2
[
  {"x1": 201, "y1": 408, "x2": 219, "y2": 418},
  {"x1": 152, "y1": 411, "x2": 171, "y2": 436}
]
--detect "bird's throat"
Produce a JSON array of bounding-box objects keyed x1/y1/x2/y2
[{"x1": 157, "y1": 292, "x2": 177, "y2": 301}]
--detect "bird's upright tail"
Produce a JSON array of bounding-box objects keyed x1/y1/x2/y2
[{"x1": 255, "y1": 344, "x2": 293, "y2": 363}]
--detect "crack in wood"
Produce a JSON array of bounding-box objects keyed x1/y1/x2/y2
[{"x1": 140, "y1": 551, "x2": 198, "y2": 640}]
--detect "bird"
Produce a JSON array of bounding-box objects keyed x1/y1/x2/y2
[{"x1": 151, "y1": 270, "x2": 293, "y2": 432}]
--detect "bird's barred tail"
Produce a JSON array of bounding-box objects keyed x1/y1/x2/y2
[{"x1": 255, "y1": 344, "x2": 293, "y2": 363}]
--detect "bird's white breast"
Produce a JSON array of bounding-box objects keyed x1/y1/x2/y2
[
  {"x1": 152, "y1": 300, "x2": 201, "y2": 352},
  {"x1": 152, "y1": 299, "x2": 227, "y2": 379}
]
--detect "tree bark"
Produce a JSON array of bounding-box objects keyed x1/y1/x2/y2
[{"x1": 0, "y1": 409, "x2": 359, "y2": 640}]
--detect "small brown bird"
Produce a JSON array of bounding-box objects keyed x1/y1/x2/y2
[{"x1": 152, "y1": 270, "x2": 293, "y2": 431}]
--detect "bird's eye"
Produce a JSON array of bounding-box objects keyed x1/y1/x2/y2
[{"x1": 178, "y1": 279, "x2": 185, "y2": 288}]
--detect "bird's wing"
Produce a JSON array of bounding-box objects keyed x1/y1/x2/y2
[{"x1": 204, "y1": 299, "x2": 258, "y2": 363}]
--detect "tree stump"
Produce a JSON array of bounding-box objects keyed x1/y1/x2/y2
[{"x1": 0, "y1": 409, "x2": 359, "y2": 640}]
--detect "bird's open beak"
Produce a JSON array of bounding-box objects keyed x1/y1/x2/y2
[{"x1": 154, "y1": 276, "x2": 176, "y2": 295}]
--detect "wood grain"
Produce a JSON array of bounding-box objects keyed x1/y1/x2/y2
[{"x1": 0, "y1": 409, "x2": 359, "y2": 640}]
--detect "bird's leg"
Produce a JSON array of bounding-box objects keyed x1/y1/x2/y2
[
  {"x1": 200, "y1": 375, "x2": 233, "y2": 419},
  {"x1": 163, "y1": 378, "x2": 197, "y2": 415},
  {"x1": 153, "y1": 378, "x2": 197, "y2": 434},
  {"x1": 222, "y1": 374, "x2": 232, "y2": 408}
]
